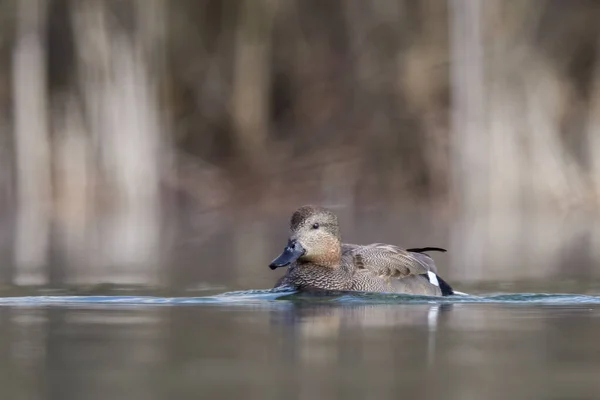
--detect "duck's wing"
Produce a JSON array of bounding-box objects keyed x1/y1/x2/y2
[{"x1": 343, "y1": 243, "x2": 443, "y2": 279}]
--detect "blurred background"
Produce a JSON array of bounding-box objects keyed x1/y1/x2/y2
[{"x1": 2, "y1": 0, "x2": 600, "y2": 293}]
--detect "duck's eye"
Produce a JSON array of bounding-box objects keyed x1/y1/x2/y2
[{"x1": 312, "y1": 223, "x2": 319, "y2": 230}]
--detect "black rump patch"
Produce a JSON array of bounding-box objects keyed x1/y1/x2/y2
[{"x1": 437, "y1": 275, "x2": 454, "y2": 296}]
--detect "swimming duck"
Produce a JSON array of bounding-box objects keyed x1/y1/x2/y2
[{"x1": 269, "y1": 205, "x2": 454, "y2": 296}]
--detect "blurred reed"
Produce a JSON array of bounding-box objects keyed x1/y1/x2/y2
[{"x1": 1, "y1": 0, "x2": 600, "y2": 287}]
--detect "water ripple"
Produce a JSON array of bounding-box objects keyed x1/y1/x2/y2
[{"x1": 0, "y1": 289, "x2": 599, "y2": 306}]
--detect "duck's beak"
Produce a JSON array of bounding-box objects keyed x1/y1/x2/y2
[{"x1": 269, "y1": 239, "x2": 306, "y2": 269}]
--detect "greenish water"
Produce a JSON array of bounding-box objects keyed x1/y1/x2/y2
[
  {"x1": 2, "y1": 289, "x2": 600, "y2": 305},
  {"x1": 1, "y1": 288, "x2": 600, "y2": 400}
]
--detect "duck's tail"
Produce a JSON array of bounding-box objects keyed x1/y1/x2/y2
[{"x1": 408, "y1": 247, "x2": 469, "y2": 296}]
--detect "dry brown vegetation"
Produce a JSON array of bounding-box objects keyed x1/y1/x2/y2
[{"x1": 1, "y1": 0, "x2": 600, "y2": 288}]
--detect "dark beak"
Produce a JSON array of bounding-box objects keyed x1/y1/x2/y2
[{"x1": 269, "y1": 239, "x2": 306, "y2": 270}]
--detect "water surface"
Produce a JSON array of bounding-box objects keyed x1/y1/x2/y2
[{"x1": 1, "y1": 288, "x2": 600, "y2": 400}]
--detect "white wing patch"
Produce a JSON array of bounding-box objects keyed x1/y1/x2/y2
[{"x1": 427, "y1": 271, "x2": 440, "y2": 287}]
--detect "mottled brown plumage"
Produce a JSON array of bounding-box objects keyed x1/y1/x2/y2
[{"x1": 269, "y1": 205, "x2": 454, "y2": 296}]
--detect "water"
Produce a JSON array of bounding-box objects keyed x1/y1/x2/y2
[{"x1": 1, "y1": 288, "x2": 600, "y2": 400}]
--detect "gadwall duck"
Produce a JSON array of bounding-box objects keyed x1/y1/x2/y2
[{"x1": 269, "y1": 205, "x2": 455, "y2": 296}]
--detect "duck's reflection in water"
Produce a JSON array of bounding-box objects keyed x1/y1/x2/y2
[
  {"x1": 271, "y1": 301, "x2": 454, "y2": 363},
  {"x1": 264, "y1": 301, "x2": 455, "y2": 400}
]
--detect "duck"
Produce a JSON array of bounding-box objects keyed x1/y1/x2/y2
[{"x1": 269, "y1": 205, "x2": 455, "y2": 296}]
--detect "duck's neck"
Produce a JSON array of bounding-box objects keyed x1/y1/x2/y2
[{"x1": 305, "y1": 243, "x2": 342, "y2": 267}]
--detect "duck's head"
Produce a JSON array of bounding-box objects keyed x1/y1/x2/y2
[{"x1": 269, "y1": 205, "x2": 342, "y2": 270}]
